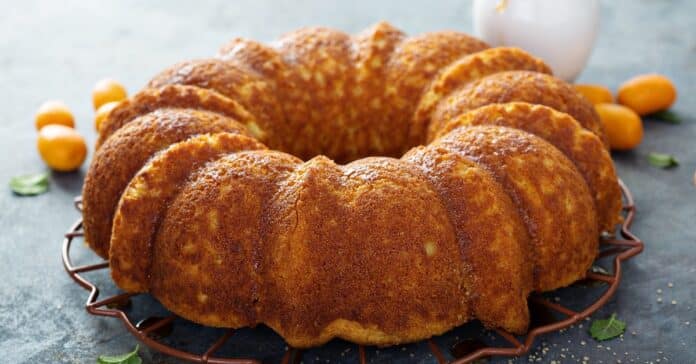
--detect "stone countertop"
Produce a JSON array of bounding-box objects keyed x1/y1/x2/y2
[{"x1": 0, "y1": 0, "x2": 694, "y2": 363}]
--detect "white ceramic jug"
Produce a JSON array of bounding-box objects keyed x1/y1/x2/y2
[{"x1": 473, "y1": 0, "x2": 600, "y2": 82}]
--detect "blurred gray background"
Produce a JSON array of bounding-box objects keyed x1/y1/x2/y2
[{"x1": 1, "y1": 0, "x2": 694, "y2": 363}]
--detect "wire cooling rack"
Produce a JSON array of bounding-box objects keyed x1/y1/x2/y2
[{"x1": 62, "y1": 179, "x2": 643, "y2": 363}]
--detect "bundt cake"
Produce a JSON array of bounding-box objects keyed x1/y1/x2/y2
[{"x1": 81, "y1": 22, "x2": 623, "y2": 348}]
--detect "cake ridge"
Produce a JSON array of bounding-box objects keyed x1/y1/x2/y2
[
  {"x1": 84, "y1": 108, "x2": 252, "y2": 258},
  {"x1": 409, "y1": 46, "x2": 553, "y2": 146},
  {"x1": 435, "y1": 124, "x2": 598, "y2": 291},
  {"x1": 109, "y1": 132, "x2": 268, "y2": 292},
  {"x1": 435, "y1": 102, "x2": 621, "y2": 232}
]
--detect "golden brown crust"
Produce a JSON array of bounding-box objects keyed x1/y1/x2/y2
[
  {"x1": 343, "y1": 22, "x2": 406, "y2": 159},
  {"x1": 82, "y1": 108, "x2": 251, "y2": 258},
  {"x1": 384, "y1": 31, "x2": 489, "y2": 155},
  {"x1": 110, "y1": 133, "x2": 267, "y2": 292},
  {"x1": 263, "y1": 156, "x2": 465, "y2": 347},
  {"x1": 218, "y1": 37, "x2": 288, "y2": 80},
  {"x1": 427, "y1": 71, "x2": 609, "y2": 147},
  {"x1": 96, "y1": 85, "x2": 257, "y2": 148},
  {"x1": 435, "y1": 103, "x2": 622, "y2": 232},
  {"x1": 435, "y1": 125, "x2": 598, "y2": 291},
  {"x1": 219, "y1": 26, "x2": 488, "y2": 162},
  {"x1": 411, "y1": 47, "x2": 552, "y2": 145},
  {"x1": 270, "y1": 27, "x2": 357, "y2": 161},
  {"x1": 149, "y1": 150, "x2": 301, "y2": 328},
  {"x1": 147, "y1": 59, "x2": 286, "y2": 150},
  {"x1": 403, "y1": 146, "x2": 533, "y2": 333}
]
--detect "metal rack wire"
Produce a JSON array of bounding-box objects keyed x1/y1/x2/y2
[{"x1": 62, "y1": 179, "x2": 643, "y2": 363}]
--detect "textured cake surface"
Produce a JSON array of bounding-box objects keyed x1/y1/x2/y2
[{"x1": 81, "y1": 22, "x2": 622, "y2": 348}]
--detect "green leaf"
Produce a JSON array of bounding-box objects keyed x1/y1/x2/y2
[
  {"x1": 589, "y1": 313, "x2": 626, "y2": 341},
  {"x1": 9, "y1": 172, "x2": 50, "y2": 196},
  {"x1": 646, "y1": 110, "x2": 681, "y2": 124},
  {"x1": 647, "y1": 152, "x2": 679, "y2": 168},
  {"x1": 97, "y1": 345, "x2": 141, "y2": 364}
]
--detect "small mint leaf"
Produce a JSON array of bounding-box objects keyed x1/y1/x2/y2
[
  {"x1": 97, "y1": 345, "x2": 141, "y2": 364},
  {"x1": 9, "y1": 172, "x2": 49, "y2": 196},
  {"x1": 648, "y1": 153, "x2": 679, "y2": 168},
  {"x1": 589, "y1": 313, "x2": 626, "y2": 341},
  {"x1": 646, "y1": 110, "x2": 681, "y2": 124}
]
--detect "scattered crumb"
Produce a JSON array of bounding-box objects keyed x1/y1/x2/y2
[
  {"x1": 668, "y1": 282, "x2": 674, "y2": 288},
  {"x1": 672, "y1": 300, "x2": 677, "y2": 305}
]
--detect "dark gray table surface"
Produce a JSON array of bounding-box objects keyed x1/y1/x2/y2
[{"x1": 1, "y1": 0, "x2": 694, "y2": 363}]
